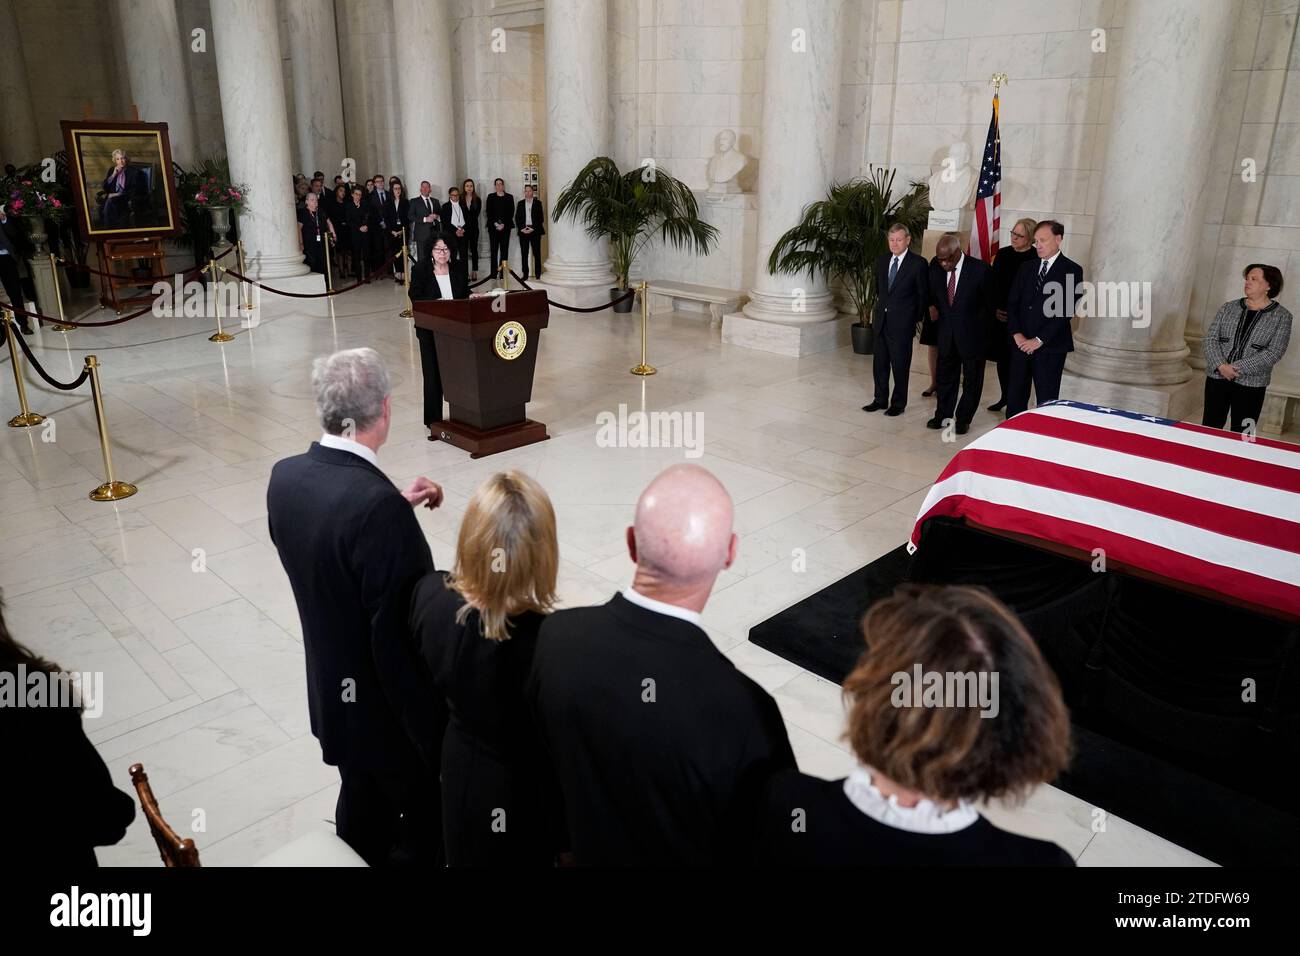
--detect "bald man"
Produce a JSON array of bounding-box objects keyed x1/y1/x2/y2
[{"x1": 526, "y1": 465, "x2": 795, "y2": 865}]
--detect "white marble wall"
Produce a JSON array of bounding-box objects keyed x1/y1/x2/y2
[
  {"x1": 181, "y1": 0, "x2": 225, "y2": 161},
  {"x1": 1192, "y1": 0, "x2": 1300, "y2": 376}
]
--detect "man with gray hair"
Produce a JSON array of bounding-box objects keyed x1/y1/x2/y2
[
  {"x1": 267, "y1": 347, "x2": 446, "y2": 866},
  {"x1": 527, "y1": 464, "x2": 795, "y2": 864}
]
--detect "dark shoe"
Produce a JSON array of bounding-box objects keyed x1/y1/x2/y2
[
  {"x1": 19, "y1": 323, "x2": 34, "y2": 335},
  {"x1": 922, "y1": 386, "x2": 937, "y2": 398},
  {"x1": 861, "y1": 401, "x2": 886, "y2": 413},
  {"x1": 884, "y1": 406, "x2": 904, "y2": 417},
  {"x1": 956, "y1": 421, "x2": 970, "y2": 435},
  {"x1": 987, "y1": 399, "x2": 1007, "y2": 412},
  {"x1": 925, "y1": 417, "x2": 944, "y2": 430}
]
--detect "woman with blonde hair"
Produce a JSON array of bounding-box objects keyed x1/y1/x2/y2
[
  {"x1": 410, "y1": 470, "x2": 561, "y2": 865},
  {"x1": 759, "y1": 584, "x2": 1074, "y2": 865}
]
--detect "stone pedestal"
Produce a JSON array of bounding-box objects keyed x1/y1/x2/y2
[
  {"x1": 1057, "y1": 371, "x2": 1203, "y2": 420},
  {"x1": 647, "y1": 191, "x2": 758, "y2": 297},
  {"x1": 921, "y1": 228, "x2": 970, "y2": 262},
  {"x1": 28, "y1": 256, "x2": 71, "y2": 322}
]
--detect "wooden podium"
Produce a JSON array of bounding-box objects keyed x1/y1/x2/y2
[{"x1": 413, "y1": 290, "x2": 550, "y2": 458}]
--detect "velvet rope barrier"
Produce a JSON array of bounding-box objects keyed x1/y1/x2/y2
[
  {"x1": 3, "y1": 317, "x2": 91, "y2": 390},
  {"x1": 63, "y1": 244, "x2": 235, "y2": 281},
  {"x1": 223, "y1": 249, "x2": 401, "y2": 298},
  {"x1": 507, "y1": 270, "x2": 636, "y2": 312}
]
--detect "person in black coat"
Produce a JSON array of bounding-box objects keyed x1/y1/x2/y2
[
  {"x1": 0, "y1": 202, "x2": 33, "y2": 333},
  {"x1": 0, "y1": 596, "x2": 136, "y2": 866},
  {"x1": 485, "y1": 178, "x2": 514, "y2": 279},
  {"x1": 527, "y1": 464, "x2": 796, "y2": 865},
  {"x1": 1006, "y1": 219, "x2": 1085, "y2": 417},
  {"x1": 460, "y1": 178, "x2": 483, "y2": 281},
  {"x1": 344, "y1": 186, "x2": 374, "y2": 280},
  {"x1": 758, "y1": 584, "x2": 1074, "y2": 866},
  {"x1": 297, "y1": 192, "x2": 333, "y2": 275},
  {"x1": 410, "y1": 237, "x2": 471, "y2": 431},
  {"x1": 864, "y1": 224, "x2": 928, "y2": 415},
  {"x1": 411, "y1": 471, "x2": 563, "y2": 866},
  {"x1": 514, "y1": 184, "x2": 545, "y2": 280},
  {"x1": 368, "y1": 175, "x2": 393, "y2": 273},
  {"x1": 408, "y1": 181, "x2": 442, "y2": 268},
  {"x1": 986, "y1": 219, "x2": 1038, "y2": 412},
  {"x1": 440, "y1": 186, "x2": 470, "y2": 265},
  {"x1": 384, "y1": 181, "x2": 410, "y2": 282},
  {"x1": 267, "y1": 347, "x2": 447, "y2": 866},
  {"x1": 100, "y1": 149, "x2": 148, "y2": 228},
  {"x1": 327, "y1": 183, "x2": 351, "y2": 279},
  {"x1": 927, "y1": 233, "x2": 993, "y2": 434}
]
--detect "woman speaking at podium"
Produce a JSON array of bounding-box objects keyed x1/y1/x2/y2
[{"x1": 411, "y1": 237, "x2": 472, "y2": 433}]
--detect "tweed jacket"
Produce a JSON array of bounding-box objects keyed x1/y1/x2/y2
[{"x1": 1202, "y1": 298, "x2": 1292, "y2": 389}]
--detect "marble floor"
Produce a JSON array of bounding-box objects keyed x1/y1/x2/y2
[{"x1": 2, "y1": 280, "x2": 1261, "y2": 867}]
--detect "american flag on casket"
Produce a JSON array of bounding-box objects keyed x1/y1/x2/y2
[{"x1": 908, "y1": 401, "x2": 1300, "y2": 620}]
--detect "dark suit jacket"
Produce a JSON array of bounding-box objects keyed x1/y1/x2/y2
[
  {"x1": 873, "y1": 249, "x2": 928, "y2": 333},
  {"x1": 409, "y1": 259, "x2": 470, "y2": 302},
  {"x1": 515, "y1": 198, "x2": 545, "y2": 237},
  {"x1": 1007, "y1": 252, "x2": 1084, "y2": 353},
  {"x1": 343, "y1": 199, "x2": 374, "y2": 244},
  {"x1": 383, "y1": 195, "x2": 409, "y2": 236},
  {"x1": 526, "y1": 593, "x2": 796, "y2": 865},
  {"x1": 369, "y1": 188, "x2": 392, "y2": 229},
  {"x1": 929, "y1": 253, "x2": 993, "y2": 358},
  {"x1": 461, "y1": 195, "x2": 481, "y2": 238},
  {"x1": 485, "y1": 192, "x2": 514, "y2": 234},
  {"x1": 101, "y1": 165, "x2": 147, "y2": 227},
  {"x1": 266, "y1": 443, "x2": 441, "y2": 773},
  {"x1": 440, "y1": 200, "x2": 471, "y2": 243},
  {"x1": 408, "y1": 194, "x2": 441, "y2": 245},
  {"x1": 1, "y1": 678, "x2": 136, "y2": 866}
]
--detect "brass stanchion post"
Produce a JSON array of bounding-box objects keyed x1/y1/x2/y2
[
  {"x1": 236, "y1": 239, "x2": 253, "y2": 312},
  {"x1": 50, "y1": 253, "x2": 75, "y2": 332},
  {"x1": 208, "y1": 260, "x2": 234, "y2": 342},
  {"x1": 400, "y1": 235, "x2": 414, "y2": 318},
  {"x1": 3, "y1": 309, "x2": 46, "y2": 427},
  {"x1": 324, "y1": 232, "x2": 334, "y2": 292},
  {"x1": 630, "y1": 281, "x2": 656, "y2": 376},
  {"x1": 502, "y1": 259, "x2": 509, "y2": 292},
  {"x1": 85, "y1": 355, "x2": 137, "y2": 501}
]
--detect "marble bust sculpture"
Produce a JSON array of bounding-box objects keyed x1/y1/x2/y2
[
  {"x1": 927, "y1": 141, "x2": 977, "y2": 211},
  {"x1": 706, "y1": 129, "x2": 750, "y2": 195}
]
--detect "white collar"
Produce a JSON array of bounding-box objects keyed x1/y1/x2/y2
[
  {"x1": 319, "y1": 433, "x2": 378, "y2": 467},
  {"x1": 1039, "y1": 251, "x2": 1059, "y2": 272},
  {"x1": 842, "y1": 765, "x2": 979, "y2": 835},
  {"x1": 621, "y1": 587, "x2": 704, "y2": 629}
]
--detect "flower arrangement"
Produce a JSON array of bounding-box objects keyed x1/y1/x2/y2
[
  {"x1": 179, "y1": 157, "x2": 249, "y2": 217},
  {"x1": 2, "y1": 174, "x2": 70, "y2": 225}
]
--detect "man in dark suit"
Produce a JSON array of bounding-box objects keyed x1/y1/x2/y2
[
  {"x1": 515, "y1": 184, "x2": 545, "y2": 280},
  {"x1": 1006, "y1": 219, "x2": 1084, "y2": 417},
  {"x1": 407, "y1": 180, "x2": 441, "y2": 266},
  {"x1": 865, "y1": 224, "x2": 928, "y2": 415},
  {"x1": 266, "y1": 347, "x2": 447, "y2": 866},
  {"x1": 368, "y1": 175, "x2": 391, "y2": 269},
  {"x1": 485, "y1": 177, "x2": 514, "y2": 279},
  {"x1": 927, "y1": 233, "x2": 993, "y2": 435},
  {"x1": 527, "y1": 464, "x2": 796, "y2": 865},
  {"x1": 0, "y1": 203, "x2": 33, "y2": 333}
]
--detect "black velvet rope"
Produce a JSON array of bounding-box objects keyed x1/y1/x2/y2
[
  {"x1": 224, "y1": 249, "x2": 400, "y2": 297},
  {"x1": 507, "y1": 270, "x2": 636, "y2": 312},
  {"x1": 63, "y1": 244, "x2": 234, "y2": 280},
  {"x1": 4, "y1": 318, "x2": 90, "y2": 391}
]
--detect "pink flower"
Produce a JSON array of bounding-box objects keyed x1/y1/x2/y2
[
  {"x1": 51, "y1": 199, "x2": 61, "y2": 208},
  {"x1": 229, "y1": 190, "x2": 241, "y2": 199},
  {"x1": 21, "y1": 180, "x2": 31, "y2": 186},
  {"x1": 11, "y1": 199, "x2": 23, "y2": 210}
]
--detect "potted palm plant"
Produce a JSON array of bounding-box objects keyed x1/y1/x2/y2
[
  {"x1": 768, "y1": 167, "x2": 930, "y2": 354},
  {"x1": 552, "y1": 156, "x2": 720, "y2": 312}
]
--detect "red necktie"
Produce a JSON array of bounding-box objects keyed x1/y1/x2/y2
[{"x1": 947, "y1": 270, "x2": 956, "y2": 306}]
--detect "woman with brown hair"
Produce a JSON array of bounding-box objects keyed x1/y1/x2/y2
[
  {"x1": 759, "y1": 584, "x2": 1074, "y2": 865},
  {"x1": 410, "y1": 471, "x2": 562, "y2": 865}
]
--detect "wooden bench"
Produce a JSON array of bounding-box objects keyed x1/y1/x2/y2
[
  {"x1": 1260, "y1": 372, "x2": 1299, "y2": 436},
  {"x1": 647, "y1": 280, "x2": 745, "y2": 328}
]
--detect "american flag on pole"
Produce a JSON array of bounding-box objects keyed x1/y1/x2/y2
[
  {"x1": 909, "y1": 401, "x2": 1300, "y2": 620},
  {"x1": 968, "y1": 92, "x2": 1001, "y2": 264}
]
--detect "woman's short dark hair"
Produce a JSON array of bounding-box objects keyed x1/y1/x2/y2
[
  {"x1": 842, "y1": 584, "x2": 1072, "y2": 804},
  {"x1": 1243, "y1": 263, "x2": 1284, "y2": 298}
]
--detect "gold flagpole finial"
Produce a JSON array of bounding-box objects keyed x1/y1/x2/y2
[{"x1": 990, "y1": 73, "x2": 1009, "y2": 95}]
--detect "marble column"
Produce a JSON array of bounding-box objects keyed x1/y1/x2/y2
[
  {"x1": 538, "y1": 0, "x2": 613, "y2": 305},
  {"x1": 722, "y1": 0, "x2": 845, "y2": 357},
  {"x1": 1061, "y1": 0, "x2": 1234, "y2": 418},
  {"x1": 116, "y1": 0, "x2": 198, "y2": 166},
  {"x1": 0, "y1": 0, "x2": 40, "y2": 166},
  {"x1": 393, "y1": 0, "x2": 457, "y2": 196},
  {"x1": 286, "y1": 0, "x2": 347, "y2": 178},
  {"x1": 210, "y1": 0, "x2": 313, "y2": 284}
]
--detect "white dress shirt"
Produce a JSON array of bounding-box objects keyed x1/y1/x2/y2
[
  {"x1": 524, "y1": 200, "x2": 533, "y2": 227},
  {"x1": 435, "y1": 272, "x2": 454, "y2": 299},
  {"x1": 451, "y1": 202, "x2": 465, "y2": 228},
  {"x1": 621, "y1": 587, "x2": 704, "y2": 629},
  {"x1": 318, "y1": 433, "x2": 378, "y2": 467},
  {"x1": 843, "y1": 764, "x2": 978, "y2": 834}
]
